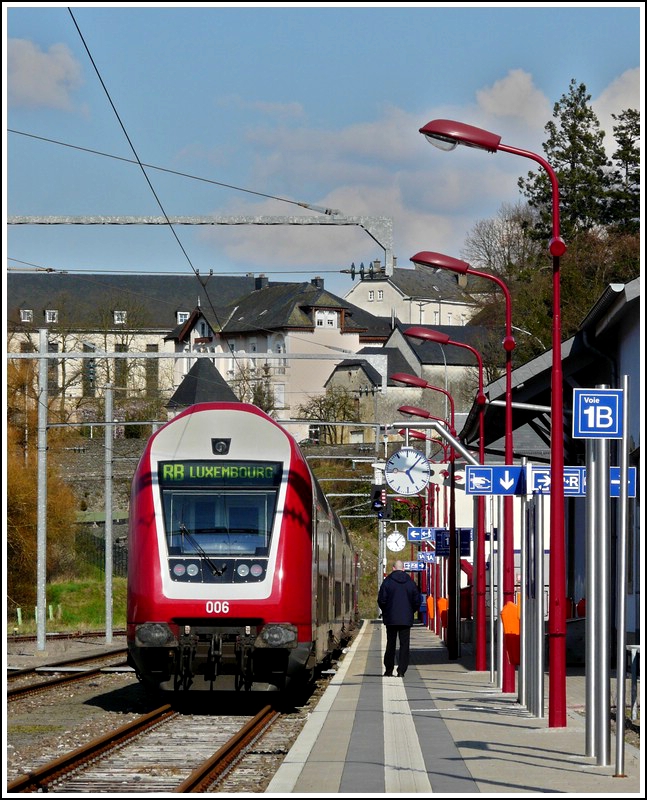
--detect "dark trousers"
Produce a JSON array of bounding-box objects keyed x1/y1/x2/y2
[{"x1": 383, "y1": 625, "x2": 411, "y2": 675}]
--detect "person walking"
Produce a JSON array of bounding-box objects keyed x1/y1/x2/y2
[{"x1": 378, "y1": 560, "x2": 422, "y2": 677}]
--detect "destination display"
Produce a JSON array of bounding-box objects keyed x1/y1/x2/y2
[{"x1": 159, "y1": 460, "x2": 282, "y2": 487}]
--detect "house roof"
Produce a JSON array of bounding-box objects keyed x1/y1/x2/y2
[
  {"x1": 6, "y1": 272, "x2": 266, "y2": 330},
  {"x1": 388, "y1": 266, "x2": 488, "y2": 303},
  {"x1": 347, "y1": 265, "x2": 488, "y2": 304},
  {"x1": 327, "y1": 347, "x2": 414, "y2": 389},
  {"x1": 166, "y1": 358, "x2": 239, "y2": 408},
  {"x1": 212, "y1": 280, "x2": 393, "y2": 340},
  {"x1": 390, "y1": 322, "x2": 498, "y2": 368}
]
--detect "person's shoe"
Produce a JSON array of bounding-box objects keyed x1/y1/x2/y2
[
  {"x1": 383, "y1": 670, "x2": 393, "y2": 677},
  {"x1": 396, "y1": 671, "x2": 405, "y2": 677}
]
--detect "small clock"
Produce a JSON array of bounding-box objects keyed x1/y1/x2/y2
[
  {"x1": 386, "y1": 531, "x2": 406, "y2": 552},
  {"x1": 384, "y1": 447, "x2": 431, "y2": 496}
]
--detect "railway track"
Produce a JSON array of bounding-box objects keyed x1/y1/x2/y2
[
  {"x1": 7, "y1": 649, "x2": 131, "y2": 700},
  {"x1": 7, "y1": 704, "x2": 280, "y2": 793}
]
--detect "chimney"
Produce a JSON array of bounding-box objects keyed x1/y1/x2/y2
[
  {"x1": 311, "y1": 276, "x2": 324, "y2": 289},
  {"x1": 255, "y1": 273, "x2": 269, "y2": 290}
]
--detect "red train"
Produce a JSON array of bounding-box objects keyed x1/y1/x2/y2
[{"x1": 127, "y1": 402, "x2": 359, "y2": 693}]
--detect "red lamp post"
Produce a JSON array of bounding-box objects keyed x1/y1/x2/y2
[
  {"x1": 408, "y1": 251, "x2": 515, "y2": 690},
  {"x1": 419, "y1": 118, "x2": 566, "y2": 726},
  {"x1": 398, "y1": 404, "x2": 455, "y2": 435},
  {"x1": 402, "y1": 428, "x2": 451, "y2": 462},
  {"x1": 399, "y1": 402, "x2": 460, "y2": 659},
  {"x1": 391, "y1": 372, "x2": 456, "y2": 436},
  {"x1": 403, "y1": 326, "x2": 488, "y2": 672}
]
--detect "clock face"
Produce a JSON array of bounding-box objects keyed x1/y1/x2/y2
[
  {"x1": 384, "y1": 447, "x2": 431, "y2": 496},
  {"x1": 386, "y1": 531, "x2": 406, "y2": 552}
]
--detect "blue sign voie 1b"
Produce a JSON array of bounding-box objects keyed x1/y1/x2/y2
[{"x1": 572, "y1": 388, "x2": 623, "y2": 439}]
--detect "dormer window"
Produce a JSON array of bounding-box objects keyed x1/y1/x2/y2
[
  {"x1": 113, "y1": 310, "x2": 127, "y2": 325},
  {"x1": 176, "y1": 311, "x2": 190, "y2": 325},
  {"x1": 20, "y1": 309, "x2": 33, "y2": 323},
  {"x1": 45, "y1": 309, "x2": 58, "y2": 324},
  {"x1": 315, "y1": 309, "x2": 338, "y2": 329}
]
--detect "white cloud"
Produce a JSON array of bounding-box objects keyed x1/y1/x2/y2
[
  {"x1": 476, "y1": 68, "x2": 552, "y2": 129},
  {"x1": 591, "y1": 67, "x2": 641, "y2": 153},
  {"x1": 7, "y1": 38, "x2": 83, "y2": 110}
]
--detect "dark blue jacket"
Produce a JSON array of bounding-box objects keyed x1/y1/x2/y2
[{"x1": 378, "y1": 570, "x2": 422, "y2": 626}]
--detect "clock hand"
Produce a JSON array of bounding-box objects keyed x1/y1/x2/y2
[{"x1": 405, "y1": 454, "x2": 423, "y2": 478}]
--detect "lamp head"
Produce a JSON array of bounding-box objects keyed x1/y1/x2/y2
[
  {"x1": 405, "y1": 326, "x2": 451, "y2": 345},
  {"x1": 391, "y1": 372, "x2": 428, "y2": 389},
  {"x1": 411, "y1": 250, "x2": 470, "y2": 275},
  {"x1": 398, "y1": 405, "x2": 431, "y2": 419},
  {"x1": 419, "y1": 119, "x2": 502, "y2": 153}
]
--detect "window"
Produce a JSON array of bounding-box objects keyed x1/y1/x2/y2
[
  {"x1": 146, "y1": 344, "x2": 159, "y2": 393},
  {"x1": 45, "y1": 309, "x2": 58, "y2": 324},
  {"x1": 159, "y1": 460, "x2": 283, "y2": 563},
  {"x1": 113, "y1": 310, "x2": 127, "y2": 325},
  {"x1": 20, "y1": 309, "x2": 33, "y2": 323},
  {"x1": 377, "y1": 290, "x2": 384, "y2": 301},
  {"x1": 447, "y1": 312, "x2": 452, "y2": 325},
  {"x1": 115, "y1": 343, "x2": 128, "y2": 394},
  {"x1": 368, "y1": 291, "x2": 374, "y2": 302},
  {"x1": 47, "y1": 341, "x2": 59, "y2": 394},
  {"x1": 316, "y1": 310, "x2": 338, "y2": 329},
  {"x1": 82, "y1": 343, "x2": 96, "y2": 398},
  {"x1": 274, "y1": 383, "x2": 285, "y2": 408},
  {"x1": 176, "y1": 311, "x2": 190, "y2": 325}
]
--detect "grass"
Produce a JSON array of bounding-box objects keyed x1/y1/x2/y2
[{"x1": 9, "y1": 577, "x2": 127, "y2": 633}]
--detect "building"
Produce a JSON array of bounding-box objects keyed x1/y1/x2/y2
[
  {"x1": 343, "y1": 261, "x2": 488, "y2": 326},
  {"x1": 6, "y1": 271, "x2": 392, "y2": 439}
]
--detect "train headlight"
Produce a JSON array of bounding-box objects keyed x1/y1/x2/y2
[
  {"x1": 256, "y1": 623, "x2": 298, "y2": 648},
  {"x1": 135, "y1": 623, "x2": 176, "y2": 647}
]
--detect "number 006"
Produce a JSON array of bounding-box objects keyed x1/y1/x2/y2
[{"x1": 206, "y1": 601, "x2": 230, "y2": 614}]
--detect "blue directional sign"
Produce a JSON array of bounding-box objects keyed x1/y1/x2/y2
[
  {"x1": 529, "y1": 465, "x2": 636, "y2": 498},
  {"x1": 404, "y1": 561, "x2": 425, "y2": 571},
  {"x1": 610, "y1": 467, "x2": 637, "y2": 498},
  {"x1": 417, "y1": 551, "x2": 436, "y2": 563},
  {"x1": 531, "y1": 466, "x2": 586, "y2": 496},
  {"x1": 407, "y1": 526, "x2": 436, "y2": 542},
  {"x1": 573, "y1": 388, "x2": 623, "y2": 439},
  {"x1": 433, "y1": 528, "x2": 471, "y2": 557},
  {"x1": 465, "y1": 465, "x2": 525, "y2": 495}
]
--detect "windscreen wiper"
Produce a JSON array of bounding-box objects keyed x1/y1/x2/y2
[{"x1": 178, "y1": 523, "x2": 227, "y2": 576}]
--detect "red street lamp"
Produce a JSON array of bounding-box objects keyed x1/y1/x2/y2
[
  {"x1": 398, "y1": 404, "x2": 455, "y2": 435},
  {"x1": 400, "y1": 428, "x2": 451, "y2": 462},
  {"x1": 403, "y1": 326, "x2": 488, "y2": 672},
  {"x1": 399, "y1": 402, "x2": 460, "y2": 660},
  {"x1": 419, "y1": 118, "x2": 567, "y2": 726},
  {"x1": 391, "y1": 372, "x2": 456, "y2": 436},
  {"x1": 408, "y1": 255, "x2": 515, "y2": 683}
]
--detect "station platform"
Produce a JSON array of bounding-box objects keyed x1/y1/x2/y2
[{"x1": 267, "y1": 619, "x2": 643, "y2": 796}]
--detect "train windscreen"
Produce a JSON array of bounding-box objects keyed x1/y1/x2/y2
[{"x1": 158, "y1": 460, "x2": 282, "y2": 557}]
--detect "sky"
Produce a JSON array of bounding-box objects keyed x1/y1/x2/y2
[{"x1": 3, "y1": 2, "x2": 643, "y2": 301}]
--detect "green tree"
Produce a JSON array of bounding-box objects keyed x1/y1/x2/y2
[
  {"x1": 297, "y1": 386, "x2": 360, "y2": 444},
  {"x1": 605, "y1": 108, "x2": 640, "y2": 233},
  {"x1": 518, "y1": 79, "x2": 610, "y2": 243},
  {"x1": 6, "y1": 425, "x2": 78, "y2": 611},
  {"x1": 461, "y1": 80, "x2": 640, "y2": 355}
]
